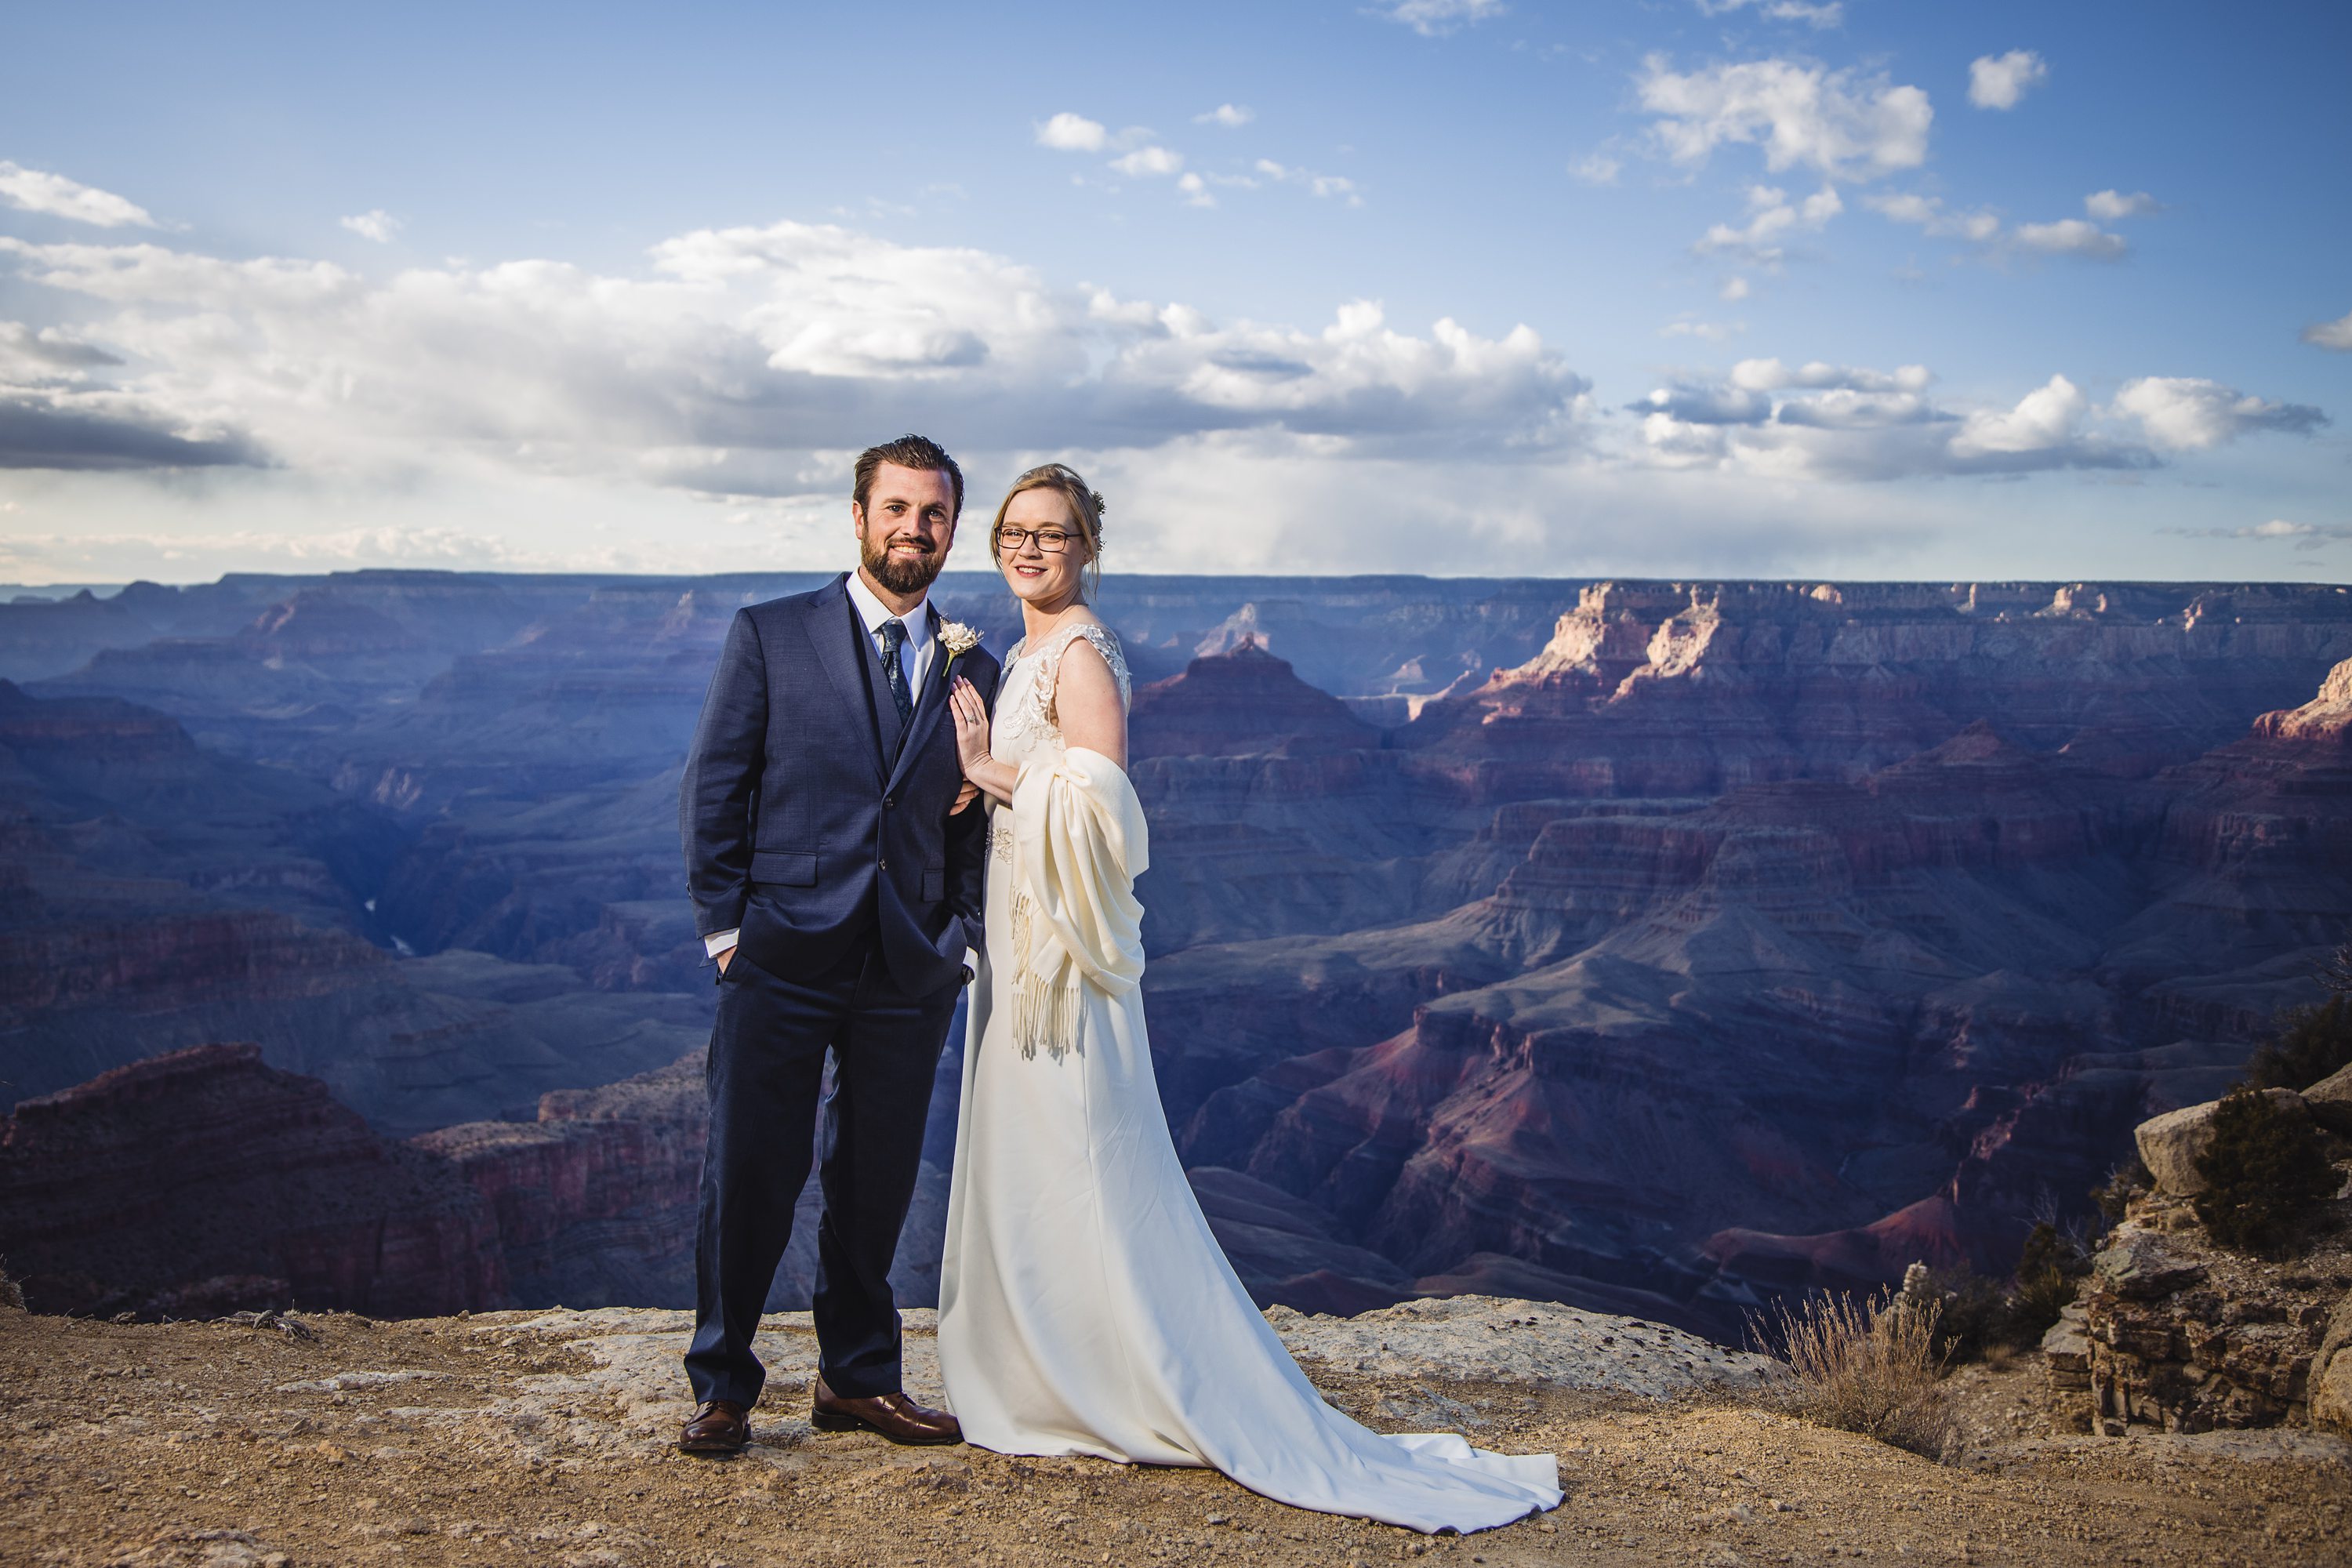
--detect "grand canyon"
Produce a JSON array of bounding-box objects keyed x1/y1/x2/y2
[{"x1": 2, "y1": 571, "x2": 2347, "y2": 1340}]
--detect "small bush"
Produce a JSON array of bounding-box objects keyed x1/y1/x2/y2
[
  {"x1": 1759, "y1": 1290, "x2": 1955, "y2": 1458},
  {"x1": 2091, "y1": 1157, "x2": 2151, "y2": 1223},
  {"x1": 2316, "y1": 926, "x2": 2352, "y2": 997},
  {"x1": 0, "y1": 1258, "x2": 21, "y2": 1312},
  {"x1": 2009, "y1": 1223, "x2": 2088, "y2": 1341},
  {"x1": 2245, "y1": 996, "x2": 2352, "y2": 1092},
  {"x1": 2192, "y1": 1086, "x2": 2339, "y2": 1257},
  {"x1": 1920, "y1": 1265, "x2": 2009, "y2": 1363}
]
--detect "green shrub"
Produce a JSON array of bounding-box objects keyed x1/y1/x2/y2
[
  {"x1": 2091, "y1": 1157, "x2": 2151, "y2": 1223},
  {"x1": 2009, "y1": 1223, "x2": 2088, "y2": 1341},
  {"x1": 2245, "y1": 996, "x2": 2352, "y2": 1092},
  {"x1": 2192, "y1": 1087, "x2": 2339, "y2": 1257},
  {"x1": 1920, "y1": 1265, "x2": 2009, "y2": 1363}
]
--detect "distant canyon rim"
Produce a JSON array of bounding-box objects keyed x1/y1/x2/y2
[{"x1": 1, "y1": 572, "x2": 2347, "y2": 1337}]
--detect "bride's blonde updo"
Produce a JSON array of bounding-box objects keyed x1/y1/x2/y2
[{"x1": 989, "y1": 463, "x2": 1105, "y2": 601}]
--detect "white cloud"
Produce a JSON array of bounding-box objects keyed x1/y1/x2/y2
[
  {"x1": 1632, "y1": 383, "x2": 1772, "y2": 423},
  {"x1": 1968, "y1": 50, "x2": 2048, "y2": 111},
  {"x1": 1873, "y1": 192, "x2": 2141, "y2": 261},
  {"x1": 1177, "y1": 172, "x2": 1216, "y2": 209},
  {"x1": 0, "y1": 160, "x2": 158, "y2": 228},
  {"x1": 1374, "y1": 0, "x2": 1504, "y2": 36},
  {"x1": 1110, "y1": 146, "x2": 1185, "y2": 178},
  {"x1": 2299, "y1": 310, "x2": 2352, "y2": 351},
  {"x1": 1720, "y1": 275, "x2": 1751, "y2": 301},
  {"x1": 0, "y1": 223, "x2": 1588, "y2": 482},
  {"x1": 2158, "y1": 519, "x2": 2352, "y2": 551},
  {"x1": 1621, "y1": 363, "x2": 2180, "y2": 480},
  {"x1": 1195, "y1": 104, "x2": 1254, "y2": 128},
  {"x1": 2112, "y1": 376, "x2": 2328, "y2": 450},
  {"x1": 1950, "y1": 373, "x2": 2087, "y2": 457},
  {"x1": 1729, "y1": 358, "x2": 1932, "y2": 394},
  {"x1": 1034, "y1": 112, "x2": 1109, "y2": 152},
  {"x1": 1695, "y1": 183, "x2": 1841, "y2": 261},
  {"x1": 1695, "y1": 0, "x2": 1845, "y2": 27},
  {"x1": 1660, "y1": 316, "x2": 1744, "y2": 341},
  {"x1": 339, "y1": 209, "x2": 402, "y2": 244},
  {"x1": 2084, "y1": 189, "x2": 2159, "y2": 220},
  {"x1": 2013, "y1": 218, "x2": 2126, "y2": 260},
  {"x1": 1254, "y1": 160, "x2": 1363, "y2": 205},
  {"x1": 0, "y1": 321, "x2": 122, "y2": 379},
  {"x1": 6, "y1": 214, "x2": 2332, "y2": 584},
  {"x1": 1864, "y1": 191, "x2": 2000, "y2": 243},
  {"x1": 1570, "y1": 152, "x2": 1622, "y2": 186},
  {"x1": 1635, "y1": 55, "x2": 1932, "y2": 181}
]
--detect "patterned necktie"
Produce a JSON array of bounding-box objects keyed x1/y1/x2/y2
[{"x1": 879, "y1": 617, "x2": 914, "y2": 727}]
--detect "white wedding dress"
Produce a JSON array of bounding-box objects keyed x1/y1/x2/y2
[{"x1": 935, "y1": 621, "x2": 1561, "y2": 1535}]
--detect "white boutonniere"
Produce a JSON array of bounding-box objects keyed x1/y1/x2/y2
[{"x1": 941, "y1": 621, "x2": 983, "y2": 676}]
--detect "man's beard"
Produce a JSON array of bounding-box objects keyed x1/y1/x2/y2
[{"x1": 861, "y1": 531, "x2": 945, "y2": 596}]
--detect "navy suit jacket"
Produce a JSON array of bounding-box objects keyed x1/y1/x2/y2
[{"x1": 680, "y1": 574, "x2": 1002, "y2": 998}]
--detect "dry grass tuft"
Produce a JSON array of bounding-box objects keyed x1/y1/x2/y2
[{"x1": 1757, "y1": 1289, "x2": 1955, "y2": 1459}]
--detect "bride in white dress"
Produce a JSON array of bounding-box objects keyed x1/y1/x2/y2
[{"x1": 935, "y1": 465, "x2": 1560, "y2": 1535}]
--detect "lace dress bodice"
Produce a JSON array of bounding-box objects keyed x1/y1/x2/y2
[
  {"x1": 989, "y1": 624, "x2": 1131, "y2": 871},
  {"x1": 993, "y1": 620, "x2": 1131, "y2": 767}
]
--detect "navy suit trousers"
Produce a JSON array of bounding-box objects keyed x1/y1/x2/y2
[{"x1": 684, "y1": 933, "x2": 956, "y2": 1406}]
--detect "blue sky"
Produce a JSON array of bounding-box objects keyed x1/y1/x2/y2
[{"x1": 2, "y1": 0, "x2": 2347, "y2": 584}]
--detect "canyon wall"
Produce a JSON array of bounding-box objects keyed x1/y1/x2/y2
[{"x1": 3, "y1": 572, "x2": 2350, "y2": 1328}]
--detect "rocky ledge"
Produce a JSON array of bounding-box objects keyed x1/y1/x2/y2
[
  {"x1": 9, "y1": 1288, "x2": 2352, "y2": 1566},
  {"x1": 2045, "y1": 1069, "x2": 2352, "y2": 1436}
]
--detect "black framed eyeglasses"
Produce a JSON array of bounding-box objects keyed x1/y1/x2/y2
[{"x1": 996, "y1": 526, "x2": 1077, "y2": 554}]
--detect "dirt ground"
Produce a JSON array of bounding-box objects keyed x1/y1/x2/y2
[{"x1": 2, "y1": 1301, "x2": 2345, "y2": 1568}]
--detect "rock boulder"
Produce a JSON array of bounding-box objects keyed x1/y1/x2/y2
[
  {"x1": 2302, "y1": 1063, "x2": 2352, "y2": 1138},
  {"x1": 2135, "y1": 1088, "x2": 2310, "y2": 1196}
]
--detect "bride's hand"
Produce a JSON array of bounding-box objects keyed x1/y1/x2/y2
[
  {"x1": 951, "y1": 678, "x2": 1017, "y2": 806},
  {"x1": 949, "y1": 677, "x2": 993, "y2": 776}
]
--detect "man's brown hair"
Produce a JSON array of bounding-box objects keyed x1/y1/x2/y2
[{"x1": 853, "y1": 434, "x2": 964, "y2": 520}]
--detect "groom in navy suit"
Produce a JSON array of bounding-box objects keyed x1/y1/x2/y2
[{"x1": 677, "y1": 434, "x2": 1000, "y2": 1453}]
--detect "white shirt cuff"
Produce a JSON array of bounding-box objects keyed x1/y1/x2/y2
[{"x1": 704, "y1": 928, "x2": 739, "y2": 960}]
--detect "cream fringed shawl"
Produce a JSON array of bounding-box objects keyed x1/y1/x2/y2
[{"x1": 1006, "y1": 745, "x2": 1149, "y2": 1060}]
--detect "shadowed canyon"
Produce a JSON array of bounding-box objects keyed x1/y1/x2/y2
[{"x1": 2, "y1": 571, "x2": 2349, "y2": 1339}]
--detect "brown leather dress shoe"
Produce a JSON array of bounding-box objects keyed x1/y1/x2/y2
[
  {"x1": 678, "y1": 1399, "x2": 750, "y2": 1454},
  {"x1": 811, "y1": 1374, "x2": 963, "y2": 1446}
]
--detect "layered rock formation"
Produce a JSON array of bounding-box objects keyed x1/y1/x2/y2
[
  {"x1": 0, "y1": 1025, "x2": 970, "y2": 1320},
  {"x1": 2051, "y1": 1079, "x2": 2352, "y2": 1437},
  {"x1": 0, "y1": 682, "x2": 710, "y2": 1132},
  {"x1": 1174, "y1": 654, "x2": 2352, "y2": 1329},
  {"x1": 0, "y1": 1044, "x2": 503, "y2": 1319},
  {"x1": 8, "y1": 574, "x2": 2352, "y2": 1334},
  {"x1": 1130, "y1": 638, "x2": 1380, "y2": 760},
  {"x1": 1404, "y1": 581, "x2": 2352, "y2": 801},
  {"x1": 1128, "y1": 640, "x2": 1432, "y2": 953}
]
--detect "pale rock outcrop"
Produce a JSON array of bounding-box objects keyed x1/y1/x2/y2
[
  {"x1": 457, "y1": 1293, "x2": 1773, "y2": 1464},
  {"x1": 2136, "y1": 1089, "x2": 2310, "y2": 1196},
  {"x1": 2302, "y1": 1063, "x2": 2352, "y2": 1138}
]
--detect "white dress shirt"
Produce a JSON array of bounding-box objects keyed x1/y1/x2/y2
[
  {"x1": 844, "y1": 570, "x2": 937, "y2": 691},
  {"x1": 704, "y1": 574, "x2": 935, "y2": 962}
]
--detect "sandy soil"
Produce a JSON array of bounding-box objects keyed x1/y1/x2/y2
[{"x1": 2, "y1": 1299, "x2": 2344, "y2": 1568}]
